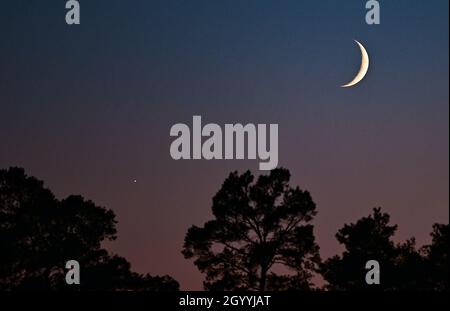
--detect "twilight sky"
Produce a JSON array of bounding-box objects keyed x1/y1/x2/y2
[{"x1": 1, "y1": 0, "x2": 448, "y2": 289}]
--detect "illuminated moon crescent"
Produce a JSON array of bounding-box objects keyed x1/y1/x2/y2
[{"x1": 341, "y1": 40, "x2": 370, "y2": 88}]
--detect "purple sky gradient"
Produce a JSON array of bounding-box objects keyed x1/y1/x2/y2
[{"x1": 1, "y1": 0, "x2": 448, "y2": 289}]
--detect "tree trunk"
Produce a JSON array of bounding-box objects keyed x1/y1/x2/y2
[{"x1": 259, "y1": 267, "x2": 267, "y2": 291}]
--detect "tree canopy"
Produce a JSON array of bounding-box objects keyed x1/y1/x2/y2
[
  {"x1": 1, "y1": 166, "x2": 447, "y2": 291},
  {"x1": 182, "y1": 168, "x2": 321, "y2": 291},
  {"x1": 0, "y1": 167, "x2": 179, "y2": 291},
  {"x1": 321, "y1": 208, "x2": 449, "y2": 291}
]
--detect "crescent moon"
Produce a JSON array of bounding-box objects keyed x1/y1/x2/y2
[{"x1": 341, "y1": 40, "x2": 370, "y2": 88}]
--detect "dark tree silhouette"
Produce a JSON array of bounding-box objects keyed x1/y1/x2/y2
[
  {"x1": 321, "y1": 208, "x2": 399, "y2": 290},
  {"x1": 321, "y1": 208, "x2": 448, "y2": 291},
  {"x1": 73, "y1": 250, "x2": 179, "y2": 291},
  {"x1": 0, "y1": 167, "x2": 179, "y2": 291},
  {"x1": 422, "y1": 224, "x2": 449, "y2": 290},
  {"x1": 182, "y1": 168, "x2": 320, "y2": 291}
]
